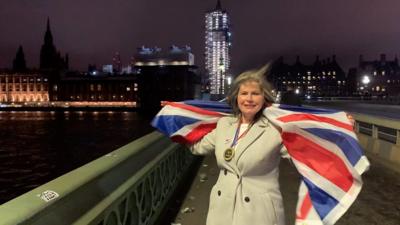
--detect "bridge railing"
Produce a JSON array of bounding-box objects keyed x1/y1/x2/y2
[
  {"x1": 353, "y1": 113, "x2": 400, "y2": 169},
  {"x1": 307, "y1": 96, "x2": 400, "y2": 105},
  {"x1": 0, "y1": 131, "x2": 196, "y2": 225}
]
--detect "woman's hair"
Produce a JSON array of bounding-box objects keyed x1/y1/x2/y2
[{"x1": 227, "y1": 64, "x2": 275, "y2": 121}]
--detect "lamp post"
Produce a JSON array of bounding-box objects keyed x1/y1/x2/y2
[{"x1": 361, "y1": 75, "x2": 371, "y2": 98}]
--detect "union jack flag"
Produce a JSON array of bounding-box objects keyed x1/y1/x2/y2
[{"x1": 151, "y1": 100, "x2": 370, "y2": 225}]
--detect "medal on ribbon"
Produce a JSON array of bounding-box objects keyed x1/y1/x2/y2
[
  {"x1": 224, "y1": 121, "x2": 253, "y2": 162},
  {"x1": 224, "y1": 148, "x2": 235, "y2": 161}
]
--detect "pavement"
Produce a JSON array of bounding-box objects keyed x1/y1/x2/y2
[{"x1": 171, "y1": 154, "x2": 400, "y2": 225}]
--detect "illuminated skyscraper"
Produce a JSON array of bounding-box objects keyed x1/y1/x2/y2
[{"x1": 205, "y1": 0, "x2": 232, "y2": 96}]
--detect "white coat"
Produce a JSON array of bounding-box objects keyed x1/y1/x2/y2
[{"x1": 190, "y1": 116, "x2": 285, "y2": 225}]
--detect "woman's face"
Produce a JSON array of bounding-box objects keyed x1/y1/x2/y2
[{"x1": 237, "y1": 81, "x2": 265, "y2": 123}]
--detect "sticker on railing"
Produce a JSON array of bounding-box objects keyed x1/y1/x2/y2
[{"x1": 38, "y1": 190, "x2": 59, "y2": 202}]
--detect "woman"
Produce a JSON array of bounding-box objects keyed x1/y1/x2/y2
[{"x1": 190, "y1": 65, "x2": 285, "y2": 225}]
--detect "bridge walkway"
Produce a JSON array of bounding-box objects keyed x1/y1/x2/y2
[{"x1": 171, "y1": 153, "x2": 400, "y2": 225}]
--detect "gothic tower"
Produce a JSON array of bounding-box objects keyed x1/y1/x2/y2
[{"x1": 39, "y1": 18, "x2": 68, "y2": 70}]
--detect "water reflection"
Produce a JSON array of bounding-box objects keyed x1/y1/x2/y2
[{"x1": 0, "y1": 111, "x2": 153, "y2": 203}]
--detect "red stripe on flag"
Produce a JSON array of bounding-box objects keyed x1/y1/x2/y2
[
  {"x1": 282, "y1": 132, "x2": 354, "y2": 191},
  {"x1": 296, "y1": 192, "x2": 312, "y2": 220},
  {"x1": 278, "y1": 114, "x2": 353, "y2": 131},
  {"x1": 171, "y1": 123, "x2": 217, "y2": 144},
  {"x1": 166, "y1": 101, "x2": 225, "y2": 117}
]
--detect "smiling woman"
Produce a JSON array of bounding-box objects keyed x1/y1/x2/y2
[
  {"x1": 237, "y1": 81, "x2": 265, "y2": 123},
  {"x1": 189, "y1": 65, "x2": 287, "y2": 225}
]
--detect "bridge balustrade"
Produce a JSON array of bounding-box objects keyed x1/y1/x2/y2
[
  {"x1": 353, "y1": 113, "x2": 400, "y2": 171},
  {"x1": 0, "y1": 131, "x2": 196, "y2": 225}
]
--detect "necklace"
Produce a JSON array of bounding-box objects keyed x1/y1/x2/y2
[{"x1": 224, "y1": 121, "x2": 253, "y2": 161}]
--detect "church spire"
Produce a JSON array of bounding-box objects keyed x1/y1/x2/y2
[
  {"x1": 44, "y1": 17, "x2": 53, "y2": 45},
  {"x1": 40, "y1": 17, "x2": 58, "y2": 70},
  {"x1": 215, "y1": 0, "x2": 222, "y2": 10}
]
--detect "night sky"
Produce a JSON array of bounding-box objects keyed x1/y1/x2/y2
[{"x1": 1, "y1": 0, "x2": 400, "y2": 74}]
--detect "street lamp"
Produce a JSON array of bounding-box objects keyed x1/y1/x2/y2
[
  {"x1": 361, "y1": 75, "x2": 371, "y2": 98},
  {"x1": 362, "y1": 75, "x2": 370, "y2": 85}
]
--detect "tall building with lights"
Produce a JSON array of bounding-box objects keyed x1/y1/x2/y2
[{"x1": 205, "y1": 0, "x2": 232, "y2": 97}]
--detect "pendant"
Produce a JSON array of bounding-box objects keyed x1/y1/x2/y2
[{"x1": 224, "y1": 148, "x2": 235, "y2": 161}]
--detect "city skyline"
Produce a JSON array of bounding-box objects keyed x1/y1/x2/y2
[{"x1": 1, "y1": 0, "x2": 400, "y2": 74}]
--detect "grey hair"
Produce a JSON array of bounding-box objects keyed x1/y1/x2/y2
[{"x1": 227, "y1": 64, "x2": 275, "y2": 121}]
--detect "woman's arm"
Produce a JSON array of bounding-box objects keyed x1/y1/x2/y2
[{"x1": 187, "y1": 128, "x2": 216, "y2": 155}]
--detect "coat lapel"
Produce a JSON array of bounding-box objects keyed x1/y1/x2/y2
[{"x1": 235, "y1": 117, "x2": 269, "y2": 164}]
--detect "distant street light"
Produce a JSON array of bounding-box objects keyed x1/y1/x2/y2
[
  {"x1": 362, "y1": 75, "x2": 370, "y2": 85},
  {"x1": 295, "y1": 89, "x2": 300, "y2": 94}
]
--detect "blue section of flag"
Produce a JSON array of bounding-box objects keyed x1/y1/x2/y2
[
  {"x1": 303, "y1": 177, "x2": 339, "y2": 220},
  {"x1": 183, "y1": 100, "x2": 232, "y2": 113},
  {"x1": 303, "y1": 128, "x2": 364, "y2": 166}
]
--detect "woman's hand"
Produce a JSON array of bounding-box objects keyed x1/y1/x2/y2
[{"x1": 346, "y1": 113, "x2": 356, "y2": 130}]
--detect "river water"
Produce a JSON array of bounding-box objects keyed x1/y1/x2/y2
[{"x1": 0, "y1": 111, "x2": 154, "y2": 204}]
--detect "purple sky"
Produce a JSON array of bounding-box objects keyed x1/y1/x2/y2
[{"x1": 1, "y1": 0, "x2": 400, "y2": 74}]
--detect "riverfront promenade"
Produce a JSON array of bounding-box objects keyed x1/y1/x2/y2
[{"x1": 171, "y1": 153, "x2": 400, "y2": 225}]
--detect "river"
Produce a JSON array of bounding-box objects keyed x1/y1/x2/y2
[{"x1": 0, "y1": 111, "x2": 154, "y2": 204}]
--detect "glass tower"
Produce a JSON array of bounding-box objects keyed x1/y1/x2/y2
[{"x1": 205, "y1": 0, "x2": 232, "y2": 96}]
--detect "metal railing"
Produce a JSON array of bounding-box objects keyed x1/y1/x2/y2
[
  {"x1": 0, "y1": 131, "x2": 196, "y2": 225},
  {"x1": 354, "y1": 113, "x2": 400, "y2": 146}
]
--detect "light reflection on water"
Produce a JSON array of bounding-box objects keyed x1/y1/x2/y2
[{"x1": 0, "y1": 111, "x2": 153, "y2": 203}]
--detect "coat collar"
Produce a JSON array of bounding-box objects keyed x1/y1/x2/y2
[{"x1": 234, "y1": 117, "x2": 269, "y2": 163}]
